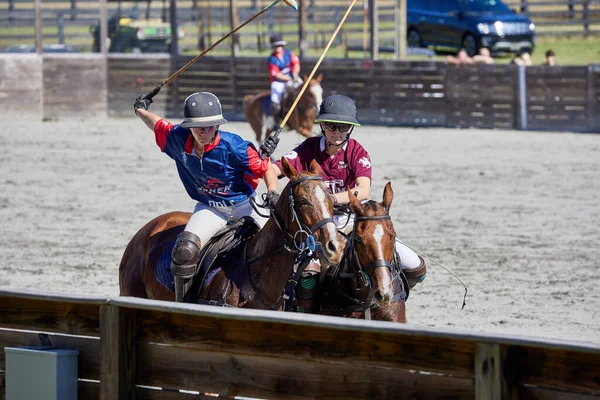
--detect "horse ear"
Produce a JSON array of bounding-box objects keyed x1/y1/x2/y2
[
  {"x1": 316, "y1": 73, "x2": 323, "y2": 83},
  {"x1": 309, "y1": 159, "x2": 323, "y2": 176},
  {"x1": 382, "y1": 182, "x2": 394, "y2": 213},
  {"x1": 281, "y1": 157, "x2": 300, "y2": 180},
  {"x1": 348, "y1": 189, "x2": 362, "y2": 216}
]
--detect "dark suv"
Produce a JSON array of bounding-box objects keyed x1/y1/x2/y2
[{"x1": 407, "y1": 0, "x2": 535, "y2": 56}]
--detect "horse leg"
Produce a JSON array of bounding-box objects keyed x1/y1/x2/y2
[{"x1": 372, "y1": 302, "x2": 407, "y2": 323}]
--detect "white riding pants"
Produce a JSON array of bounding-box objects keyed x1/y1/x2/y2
[
  {"x1": 270, "y1": 81, "x2": 286, "y2": 104},
  {"x1": 270, "y1": 79, "x2": 302, "y2": 104},
  {"x1": 184, "y1": 197, "x2": 268, "y2": 249}
]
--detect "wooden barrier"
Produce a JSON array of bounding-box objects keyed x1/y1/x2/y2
[
  {"x1": 0, "y1": 289, "x2": 599, "y2": 400},
  {"x1": 1, "y1": 54, "x2": 599, "y2": 132},
  {"x1": 0, "y1": 55, "x2": 42, "y2": 119},
  {"x1": 107, "y1": 54, "x2": 171, "y2": 118},
  {"x1": 445, "y1": 64, "x2": 518, "y2": 130},
  {"x1": 526, "y1": 65, "x2": 589, "y2": 131},
  {"x1": 42, "y1": 54, "x2": 107, "y2": 119}
]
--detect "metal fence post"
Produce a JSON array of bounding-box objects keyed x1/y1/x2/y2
[
  {"x1": 35, "y1": 0, "x2": 43, "y2": 54},
  {"x1": 100, "y1": 0, "x2": 108, "y2": 55},
  {"x1": 518, "y1": 65, "x2": 527, "y2": 130},
  {"x1": 57, "y1": 13, "x2": 65, "y2": 45}
]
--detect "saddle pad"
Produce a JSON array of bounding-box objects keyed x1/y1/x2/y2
[
  {"x1": 155, "y1": 242, "x2": 222, "y2": 294},
  {"x1": 155, "y1": 242, "x2": 176, "y2": 292},
  {"x1": 262, "y1": 96, "x2": 271, "y2": 116}
]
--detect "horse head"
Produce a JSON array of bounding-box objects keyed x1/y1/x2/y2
[
  {"x1": 278, "y1": 157, "x2": 346, "y2": 267},
  {"x1": 307, "y1": 73, "x2": 323, "y2": 108},
  {"x1": 346, "y1": 182, "x2": 396, "y2": 306}
]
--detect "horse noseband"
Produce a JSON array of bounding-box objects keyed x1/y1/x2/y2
[{"x1": 287, "y1": 175, "x2": 336, "y2": 253}]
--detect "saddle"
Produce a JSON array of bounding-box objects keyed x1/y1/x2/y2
[{"x1": 183, "y1": 216, "x2": 259, "y2": 303}]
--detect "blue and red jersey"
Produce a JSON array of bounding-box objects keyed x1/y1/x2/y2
[
  {"x1": 268, "y1": 49, "x2": 300, "y2": 82},
  {"x1": 154, "y1": 119, "x2": 269, "y2": 207}
]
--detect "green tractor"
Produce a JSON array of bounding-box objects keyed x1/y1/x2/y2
[{"x1": 91, "y1": 3, "x2": 183, "y2": 53}]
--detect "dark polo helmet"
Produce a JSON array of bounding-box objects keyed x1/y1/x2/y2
[
  {"x1": 270, "y1": 34, "x2": 287, "y2": 47},
  {"x1": 180, "y1": 92, "x2": 228, "y2": 128},
  {"x1": 314, "y1": 94, "x2": 361, "y2": 126}
]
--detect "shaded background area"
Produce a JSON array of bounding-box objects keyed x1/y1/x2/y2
[{"x1": 1, "y1": 119, "x2": 598, "y2": 344}]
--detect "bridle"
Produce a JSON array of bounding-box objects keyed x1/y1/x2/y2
[
  {"x1": 323, "y1": 213, "x2": 406, "y2": 314},
  {"x1": 271, "y1": 175, "x2": 335, "y2": 255},
  {"x1": 246, "y1": 174, "x2": 337, "y2": 310}
]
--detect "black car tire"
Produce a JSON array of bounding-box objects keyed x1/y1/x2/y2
[
  {"x1": 462, "y1": 34, "x2": 478, "y2": 57},
  {"x1": 407, "y1": 29, "x2": 423, "y2": 48}
]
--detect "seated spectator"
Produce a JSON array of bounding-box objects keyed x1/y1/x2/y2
[
  {"x1": 544, "y1": 50, "x2": 556, "y2": 66},
  {"x1": 446, "y1": 49, "x2": 473, "y2": 65},
  {"x1": 511, "y1": 51, "x2": 533, "y2": 66},
  {"x1": 472, "y1": 47, "x2": 494, "y2": 64},
  {"x1": 520, "y1": 51, "x2": 533, "y2": 66}
]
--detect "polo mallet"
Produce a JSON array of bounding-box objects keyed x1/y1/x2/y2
[
  {"x1": 140, "y1": 0, "x2": 299, "y2": 101},
  {"x1": 259, "y1": 0, "x2": 359, "y2": 160}
]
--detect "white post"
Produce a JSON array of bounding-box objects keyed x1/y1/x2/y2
[
  {"x1": 34, "y1": 0, "x2": 42, "y2": 54},
  {"x1": 518, "y1": 65, "x2": 527, "y2": 130}
]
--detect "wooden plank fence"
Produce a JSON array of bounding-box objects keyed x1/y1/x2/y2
[
  {"x1": 445, "y1": 64, "x2": 518, "y2": 130},
  {"x1": 0, "y1": 289, "x2": 599, "y2": 399},
  {"x1": 1, "y1": 0, "x2": 599, "y2": 53},
  {"x1": 1, "y1": 54, "x2": 599, "y2": 132}
]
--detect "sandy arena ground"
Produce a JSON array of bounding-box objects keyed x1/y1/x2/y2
[{"x1": 1, "y1": 118, "x2": 599, "y2": 344}]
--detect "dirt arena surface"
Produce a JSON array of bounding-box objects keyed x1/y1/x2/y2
[{"x1": 1, "y1": 118, "x2": 599, "y2": 344}]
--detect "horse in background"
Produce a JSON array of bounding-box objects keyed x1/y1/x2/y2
[
  {"x1": 319, "y1": 183, "x2": 408, "y2": 323},
  {"x1": 244, "y1": 73, "x2": 324, "y2": 143},
  {"x1": 119, "y1": 158, "x2": 346, "y2": 310}
]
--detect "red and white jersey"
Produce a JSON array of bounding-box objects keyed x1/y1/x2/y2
[{"x1": 274, "y1": 136, "x2": 372, "y2": 194}]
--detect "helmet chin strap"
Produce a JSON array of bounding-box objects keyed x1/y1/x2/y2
[{"x1": 323, "y1": 126, "x2": 354, "y2": 148}]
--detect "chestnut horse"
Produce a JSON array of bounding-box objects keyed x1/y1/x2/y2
[
  {"x1": 319, "y1": 183, "x2": 408, "y2": 323},
  {"x1": 119, "y1": 158, "x2": 346, "y2": 310},
  {"x1": 244, "y1": 74, "x2": 324, "y2": 143}
]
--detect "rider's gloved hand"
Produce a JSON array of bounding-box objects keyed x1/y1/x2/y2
[
  {"x1": 259, "y1": 131, "x2": 280, "y2": 160},
  {"x1": 266, "y1": 190, "x2": 280, "y2": 207},
  {"x1": 134, "y1": 94, "x2": 152, "y2": 112}
]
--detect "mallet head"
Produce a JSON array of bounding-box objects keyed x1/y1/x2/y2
[{"x1": 282, "y1": 0, "x2": 299, "y2": 10}]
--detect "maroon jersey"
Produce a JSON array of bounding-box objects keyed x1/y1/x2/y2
[{"x1": 275, "y1": 136, "x2": 372, "y2": 194}]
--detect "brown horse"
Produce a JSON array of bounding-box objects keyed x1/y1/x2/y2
[
  {"x1": 119, "y1": 158, "x2": 346, "y2": 310},
  {"x1": 244, "y1": 74, "x2": 324, "y2": 143},
  {"x1": 319, "y1": 183, "x2": 407, "y2": 323}
]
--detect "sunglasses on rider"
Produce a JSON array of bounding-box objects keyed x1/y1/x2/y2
[{"x1": 322, "y1": 122, "x2": 353, "y2": 133}]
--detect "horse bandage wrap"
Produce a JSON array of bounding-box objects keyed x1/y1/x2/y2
[{"x1": 171, "y1": 232, "x2": 202, "y2": 279}]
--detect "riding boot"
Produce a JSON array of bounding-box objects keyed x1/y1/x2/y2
[
  {"x1": 295, "y1": 271, "x2": 320, "y2": 313},
  {"x1": 270, "y1": 101, "x2": 282, "y2": 131},
  {"x1": 170, "y1": 232, "x2": 202, "y2": 302},
  {"x1": 403, "y1": 256, "x2": 427, "y2": 289}
]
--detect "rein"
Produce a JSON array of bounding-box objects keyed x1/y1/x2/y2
[
  {"x1": 245, "y1": 174, "x2": 336, "y2": 311},
  {"x1": 324, "y1": 213, "x2": 406, "y2": 315}
]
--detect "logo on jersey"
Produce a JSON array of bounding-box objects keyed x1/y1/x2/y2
[
  {"x1": 324, "y1": 179, "x2": 345, "y2": 194},
  {"x1": 358, "y1": 157, "x2": 371, "y2": 169},
  {"x1": 198, "y1": 176, "x2": 232, "y2": 197},
  {"x1": 284, "y1": 151, "x2": 298, "y2": 160},
  {"x1": 338, "y1": 161, "x2": 347, "y2": 169}
]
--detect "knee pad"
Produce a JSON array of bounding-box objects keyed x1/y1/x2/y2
[{"x1": 172, "y1": 231, "x2": 202, "y2": 267}]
